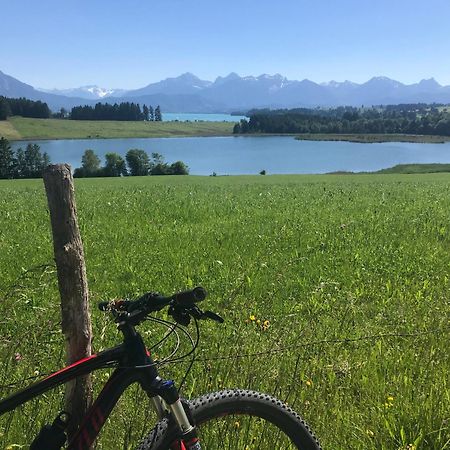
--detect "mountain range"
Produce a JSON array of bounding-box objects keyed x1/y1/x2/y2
[{"x1": 1, "y1": 69, "x2": 450, "y2": 113}]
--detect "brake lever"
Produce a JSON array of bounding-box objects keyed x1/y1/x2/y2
[
  {"x1": 202, "y1": 310, "x2": 224, "y2": 323},
  {"x1": 190, "y1": 305, "x2": 224, "y2": 323},
  {"x1": 168, "y1": 304, "x2": 191, "y2": 326},
  {"x1": 169, "y1": 304, "x2": 224, "y2": 325}
]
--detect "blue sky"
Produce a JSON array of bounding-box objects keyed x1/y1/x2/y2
[{"x1": 1, "y1": 0, "x2": 450, "y2": 89}]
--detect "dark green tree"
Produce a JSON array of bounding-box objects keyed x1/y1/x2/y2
[
  {"x1": 148, "y1": 152, "x2": 168, "y2": 175},
  {"x1": 150, "y1": 163, "x2": 170, "y2": 175},
  {"x1": 149, "y1": 106, "x2": 154, "y2": 121},
  {"x1": 23, "y1": 143, "x2": 47, "y2": 178},
  {"x1": 125, "y1": 149, "x2": 150, "y2": 176},
  {"x1": 169, "y1": 161, "x2": 189, "y2": 175},
  {"x1": 0, "y1": 137, "x2": 15, "y2": 179},
  {"x1": 435, "y1": 118, "x2": 450, "y2": 135},
  {"x1": 151, "y1": 152, "x2": 164, "y2": 166},
  {"x1": 0, "y1": 97, "x2": 12, "y2": 120},
  {"x1": 154, "y1": 105, "x2": 162, "y2": 121},
  {"x1": 14, "y1": 147, "x2": 26, "y2": 178},
  {"x1": 235, "y1": 119, "x2": 249, "y2": 133},
  {"x1": 42, "y1": 151, "x2": 50, "y2": 168},
  {"x1": 81, "y1": 149, "x2": 101, "y2": 176},
  {"x1": 104, "y1": 152, "x2": 127, "y2": 177},
  {"x1": 73, "y1": 167, "x2": 85, "y2": 178},
  {"x1": 143, "y1": 105, "x2": 149, "y2": 121},
  {"x1": 71, "y1": 101, "x2": 145, "y2": 121},
  {"x1": 5, "y1": 97, "x2": 50, "y2": 118}
]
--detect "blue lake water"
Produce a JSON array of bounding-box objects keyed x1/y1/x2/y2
[{"x1": 11, "y1": 136, "x2": 450, "y2": 175}]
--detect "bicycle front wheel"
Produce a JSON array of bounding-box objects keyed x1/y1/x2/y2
[{"x1": 138, "y1": 389, "x2": 321, "y2": 449}]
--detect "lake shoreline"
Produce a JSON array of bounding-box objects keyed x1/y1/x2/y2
[
  {"x1": 295, "y1": 133, "x2": 450, "y2": 144},
  {"x1": 9, "y1": 135, "x2": 450, "y2": 176},
  {"x1": 3, "y1": 117, "x2": 449, "y2": 144}
]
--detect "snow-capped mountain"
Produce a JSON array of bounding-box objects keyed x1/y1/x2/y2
[
  {"x1": 38, "y1": 85, "x2": 126, "y2": 100},
  {"x1": 125, "y1": 73, "x2": 212, "y2": 97},
  {"x1": 2, "y1": 69, "x2": 450, "y2": 112}
]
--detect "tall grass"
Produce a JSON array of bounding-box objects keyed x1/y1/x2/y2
[{"x1": 0, "y1": 174, "x2": 449, "y2": 449}]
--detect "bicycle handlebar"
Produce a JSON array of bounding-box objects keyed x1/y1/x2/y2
[
  {"x1": 98, "y1": 285, "x2": 223, "y2": 326},
  {"x1": 98, "y1": 286, "x2": 207, "y2": 314},
  {"x1": 172, "y1": 286, "x2": 207, "y2": 305}
]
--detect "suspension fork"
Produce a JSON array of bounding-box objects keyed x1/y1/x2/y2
[
  {"x1": 150, "y1": 395, "x2": 167, "y2": 420},
  {"x1": 145, "y1": 377, "x2": 200, "y2": 448}
]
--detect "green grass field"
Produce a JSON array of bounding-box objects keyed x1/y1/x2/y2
[
  {"x1": 0, "y1": 174, "x2": 449, "y2": 449},
  {"x1": 1, "y1": 117, "x2": 234, "y2": 141}
]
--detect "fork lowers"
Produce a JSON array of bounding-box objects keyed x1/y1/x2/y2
[{"x1": 150, "y1": 380, "x2": 194, "y2": 433}]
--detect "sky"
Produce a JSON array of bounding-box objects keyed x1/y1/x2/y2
[{"x1": 1, "y1": 0, "x2": 450, "y2": 89}]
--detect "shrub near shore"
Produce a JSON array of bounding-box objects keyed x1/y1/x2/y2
[
  {"x1": 0, "y1": 174, "x2": 449, "y2": 449},
  {"x1": 73, "y1": 148, "x2": 189, "y2": 177}
]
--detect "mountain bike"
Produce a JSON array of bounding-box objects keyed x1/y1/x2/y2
[{"x1": 0, "y1": 287, "x2": 321, "y2": 449}]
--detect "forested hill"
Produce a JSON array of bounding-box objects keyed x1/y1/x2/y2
[
  {"x1": 233, "y1": 104, "x2": 450, "y2": 136},
  {"x1": 0, "y1": 96, "x2": 50, "y2": 119}
]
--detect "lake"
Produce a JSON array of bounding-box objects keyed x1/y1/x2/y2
[{"x1": 11, "y1": 136, "x2": 450, "y2": 175}]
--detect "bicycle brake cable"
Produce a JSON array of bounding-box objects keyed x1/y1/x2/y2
[{"x1": 177, "y1": 316, "x2": 200, "y2": 392}]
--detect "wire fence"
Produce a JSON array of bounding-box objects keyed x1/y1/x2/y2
[{"x1": 1, "y1": 263, "x2": 449, "y2": 391}]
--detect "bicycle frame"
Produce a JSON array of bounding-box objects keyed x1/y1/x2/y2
[{"x1": 0, "y1": 324, "x2": 186, "y2": 449}]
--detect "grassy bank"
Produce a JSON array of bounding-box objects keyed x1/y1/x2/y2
[
  {"x1": 1, "y1": 116, "x2": 235, "y2": 141},
  {"x1": 3, "y1": 119, "x2": 449, "y2": 144},
  {"x1": 295, "y1": 133, "x2": 450, "y2": 143},
  {"x1": 377, "y1": 163, "x2": 450, "y2": 174},
  {"x1": 0, "y1": 174, "x2": 449, "y2": 449},
  {"x1": 328, "y1": 163, "x2": 450, "y2": 175},
  {"x1": 0, "y1": 120, "x2": 22, "y2": 140}
]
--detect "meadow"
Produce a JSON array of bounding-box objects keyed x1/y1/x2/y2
[
  {"x1": 0, "y1": 117, "x2": 234, "y2": 141},
  {"x1": 0, "y1": 174, "x2": 449, "y2": 449}
]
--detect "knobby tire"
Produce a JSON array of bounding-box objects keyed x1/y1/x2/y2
[{"x1": 137, "y1": 389, "x2": 321, "y2": 450}]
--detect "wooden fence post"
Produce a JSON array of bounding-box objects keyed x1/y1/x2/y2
[{"x1": 43, "y1": 164, "x2": 92, "y2": 440}]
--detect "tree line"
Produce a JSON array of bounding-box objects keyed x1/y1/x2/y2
[
  {"x1": 74, "y1": 149, "x2": 188, "y2": 177},
  {"x1": 0, "y1": 97, "x2": 51, "y2": 120},
  {"x1": 233, "y1": 104, "x2": 450, "y2": 136},
  {"x1": 0, "y1": 96, "x2": 163, "y2": 122},
  {"x1": 70, "y1": 103, "x2": 162, "y2": 121},
  {"x1": 0, "y1": 138, "x2": 50, "y2": 179}
]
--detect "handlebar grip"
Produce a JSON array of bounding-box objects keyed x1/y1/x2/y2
[
  {"x1": 98, "y1": 299, "x2": 129, "y2": 311},
  {"x1": 98, "y1": 301, "x2": 110, "y2": 311},
  {"x1": 98, "y1": 287, "x2": 207, "y2": 315},
  {"x1": 173, "y1": 286, "x2": 207, "y2": 305}
]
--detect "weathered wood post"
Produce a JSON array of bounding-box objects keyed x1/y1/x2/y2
[{"x1": 43, "y1": 164, "x2": 92, "y2": 440}]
